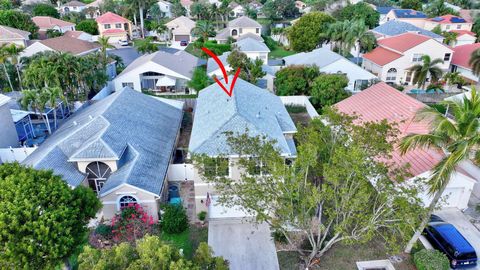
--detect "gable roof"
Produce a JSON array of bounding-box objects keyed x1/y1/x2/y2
[
  {"x1": 117, "y1": 50, "x2": 203, "y2": 79},
  {"x1": 283, "y1": 47, "x2": 342, "y2": 68},
  {"x1": 64, "y1": 0, "x2": 86, "y2": 6},
  {"x1": 391, "y1": 9, "x2": 427, "y2": 19},
  {"x1": 23, "y1": 87, "x2": 183, "y2": 196},
  {"x1": 0, "y1": 25, "x2": 30, "y2": 40},
  {"x1": 376, "y1": 6, "x2": 394, "y2": 14},
  {"x1": 96, "y1": 12, "x2": 130, "y2": 24},
  {"x1": 189, "y1": 77, "x2": 297, "y2": 156},
  {"x1": 335, "y1": 82, "x2": 443, "y2": 176},
  {"x1": 38, "y1": 36, "x2": 100, "y2": 55},
  {"x1": 64, "y1": 30, "x2": 91, "y2": 39},
  {"x1": 429, "y1": 14, "x2": 470, "y2": 24},
  {"x1": 377, "y1": 32, "x2": 431, "y2": 52},
  {"x1": 234, "y1": 37, "x2": 270, "y2": 52},
  {"x1": 228, "y1": 16, "x2": 261, "y2": 28},
  {"x1": 451, "y1": 43, "x2": 480, "y2": 70},
  {"x1": 363, "y1": 46, "x2": 402, "y2": 66},
  {"x1": 372, "y1": 20, "x2": 443, "y2": 40},
  {"x1": 237, "y1": 32, "x2": 264, "y2": 42},
  {"x1": 32, "y1": 16, "x2": 75, "y2": 29},
  {"x1": 450, "y1": 30, "x2": 476, "y2": 37},
  {"x1": 165, "y1": 16, "x2": 196, "y2": 35}
]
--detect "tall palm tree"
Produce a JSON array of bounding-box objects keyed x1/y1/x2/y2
[
  {"x1": 469, "y1": 48, "x2": 480, "y2": 76},
  {"x1": 0, "y1": 44, "x2": 14, "y2": 92},
  {"x1": 43, "y1": 87, "x2": 64, "y2": 130},
  {"x1": 409, "y1": 55, "x2": 444, "y2": 89},
  {"x1": 442, "y1": 31, "x2": 458, "y2": 46},
  {"x1": 98, "y1": 36, "x2": 114, "y2": 69},
  {"x1": 191, "y1": 20, "x2": 216, "y2": 42},
  {"x1": 20, "y1": 89, "x2": 51, "y2": 134},
  {"x1": 400, "y1": 88, "x2": 480, "y2": 253},
  {"x1": 3, "y1": 44, "x2": 25, "y2": 90}
]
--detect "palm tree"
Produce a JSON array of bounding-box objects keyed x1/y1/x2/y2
[
  {"x1": 134, "y1": 37, "x2": 158, "y2": 54},
  {"x1": 0, "y1": 44, "x2": 14, "y2": 92},
  {"x1": 43, "y1": 87, "x2": 64, "y2": 130},
  {"x1": 443, "y1": 72, "x2": 465, "y2": 90},
  {"x1": 191, "y1": 20, "x2": 216, "y2": 42},
  {"x1": 469, "y1": 48, "x2": 480, "y2": 76},
  {"x1": 3, "y1": 44, "x2": 25, "y2": 90},
  {"x1": 98, "y1": 36, "x2": 114, "y2": 69},
  {"x1": 442, "y1": 31, "x2": 458, "y2": 46},
  {"x1": 400, "y1": 88, "x2": 480, "y2": 253},
  {"x1": 20, "y1": 89, "x2": 51, "y2": 134},
  {"x1": 409, "y1": 55, "x2": 444, "y2": 89}
]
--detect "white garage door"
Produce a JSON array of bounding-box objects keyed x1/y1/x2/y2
[{"x1": 442, "y1": 187, "x2": 464, "y2": 208}]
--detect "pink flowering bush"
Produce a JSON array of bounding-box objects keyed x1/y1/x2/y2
[{"x1": 110, "y1": 203, "x2": 157, "y2": 244}]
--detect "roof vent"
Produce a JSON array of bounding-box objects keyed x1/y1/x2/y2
[
  {"x1": 256, "y1": 111, "x2": 261, "y2": 118},
  {"x1": 73, "y1": 121, "x2": 77, "y2": 126},
  {"x1": 89, "y1": 115, "x2": 93, "y2": 120}
]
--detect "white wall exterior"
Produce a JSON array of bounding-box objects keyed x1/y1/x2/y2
[
  {"x1": 62, "y1": 5, "x2": 86, "y2": 13},
  {"x1": 321, "y1": 58, "x2": 378, "y2": 92},
  {"x1": 423, "y1": 21, "x2": 473, "y2": 32},
  {"x1": 384, "y1": 11, "x2": 426, "y2": 28},
  {"x1": 451, "y1": 34, "x2": 476, "y2": 47},
  {"x1": 243, "y1": 51, "x2": 268, "y2": 63},
  {"x1": 452, "y1": 65, "x2": 479, "y2": 83},
  {"x1": 231, "y1": 6, "x2": 245, "y2": 17},
  {"x1": 21, "y1": 42, "x2": 55, "y2": 58},
  {"x1": 0, "y1": 146, "x2": 37, "y2": 163},
  {"x1": 158, "y1": 1, "x2": 173, "y2": 18}
]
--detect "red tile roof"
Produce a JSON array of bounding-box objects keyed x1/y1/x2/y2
[
  {"x1": 64, "y1": 30, "x2": 87, "y2": 38},
  {"x1": 39, "y1": 36, "x2": 100, "y2": 55},
  {"x1": 377, "y1": 32, "x2": 431, "y2": 52},
  {"x1": 363, "y1": 46, "x2": 402, "y2": 66},
  {"x1": 429, "y1": 14, "x2": 471, "y2": 24},
  {"x1": 451, "y1": 43, "x2": 480, "y2": 70},
  {"x1": 96, "y1": 12, "x2": 130, "y2": 24},
  {"x1": 32, "y1": 16, "x2": 75, "y2": 29},
  {"x1": 450, "y1": 30, "x2": 476, "y2": 37},
  {"x1": 335, "y1": 82, "x2": 443, "y2": 176}
]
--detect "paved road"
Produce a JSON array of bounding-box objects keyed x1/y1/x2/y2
[
  {"x1": 208, "y1": 220, "x2": 280, "y2": 270},
  {"x1": 108, "y1": 47, "x2": 180, "y2": 66}
]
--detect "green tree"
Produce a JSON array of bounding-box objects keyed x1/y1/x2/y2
[
  {"x1": 226, "y1": 49, "x2": 266, "y2": 84},
  {"x1": 400, "y1": 88, "x2": 480, "y2": 253},
  {"x1": 262, "y1": 0, "x2": 299, "y2": 20},
  {"x1": 334, "y1": 2, "x2": 379, "y2": 29},
  {"x1": 31, "y1": 3, "x2": 60, "y2": 18},
  {"x1": 0, "y1": 44, "x2": 15, "y2": 91},
  {"x1": 472, "y1": 17, "x2": 480, "y2": 42},
  {"x1": 194, "y1": 111, "x2": 425, "y2": 267},
  {"x1": 0, "y1": 163, "x2": 101, "y2": 269},
  {"x1": 287, "y1": 12, "x2": 335, "y2": 52},
  {"x1": 425, "y1": 0, "x2": 459, "y2": 17},
  {"x1": 274, "y1": 65, "x2": 320, "y2": 95},
  {"x1": 20, "y1": 88, "x2": 51, "y2": 133},
  {"x1": 400, "y1": 0, "x2": 422, "y2": 10},
  {"x1": 442, "y1": 31, "x2": 457, "y2": 45},
  {"x1": 0, "y1": 10, "x2": 39, "y2": 38},
  {"x1": 2, "y1": 44, "x2": 24, "y2": 90},
  {"x1": 134, "y1": 37, "x2": 158, "y2": 54},
  {"x1": 171, "y1": 0, "x2": 187, "y2": 17},
  {"x1": 469, "y1": 48, "x2": 480, "y2": 76},
  {"x1": 46, "y1": 29, "x2": 63, "y2": 38},
  {"x1": 0, "y1": 0, "x2": 12, "y2": 10},
  {"x1": 190, "y1": 1, "x2": 211, "y2": 20},
  {"x1": 310, "y1": 73, "x2": 350, "y2": 110},
  {"x1": 409, "y1": 55, "x2": 444, "y2": 89},
  {"x1": 43, "y1": 86, "x2": 64, "y2": 129},
  {"x1": 98, "y1": 36, "x2": 114, "y2": 69},
  {"x1": 191, "y1": 20, "x2": 216, "y2": 42},
  {"x1": 76, "y1": 19, "x2": 99, "y2": 35},
  {"x1": 188, "y1": 67, "x2": 212, "y2": 92}
]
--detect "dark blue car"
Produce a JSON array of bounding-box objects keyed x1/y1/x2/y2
[{"x1": 424, "y1": 216, "x2": 477, "y2": 268}]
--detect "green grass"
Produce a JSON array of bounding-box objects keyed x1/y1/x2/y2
[
  {"x1": 160, "y1": 226, "x2": 208, "y2": 259},
  {"x1": 263, "y1": 36, "x2": 296, "y2": 59},
  {"x1": 286, "y1": 105, "x2": 307, "y2": 113}
]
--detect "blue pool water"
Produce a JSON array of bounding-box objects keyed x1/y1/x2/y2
[{"x1": 410, "y1": 89, "x2": 440, "y2": 94}]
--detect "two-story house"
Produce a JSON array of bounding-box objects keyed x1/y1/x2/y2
[
  {"x1": 382, "y1": 9, "x2": 428, "y2": 28},
  {"x1": 157, "y1": 0, "x2": 173, "y2": 18},
  {"x1": 96, "y1": 12, "x2": 133, "y2": 44},
  {"x1": 362, "y1": 32, "x2": 453, "y2": 85},
  {"x1": 0, "y1": 25, "x2": 30, "y2": 47},
  {"x1": 61, "y1": 0, "x2": 87, "y2": 14},
  {"x1": 215, "y1": 16, "x2": 262, "y2": 44},
  {"x1": 423, "y1": 14, "x2": 473, "y2": 32},
  {"x1": 450, "y1": 43, "x2": 480, "y2": 85},
  {"x1": 228, "y1": 2, "x2": 245, "y2": 17}
]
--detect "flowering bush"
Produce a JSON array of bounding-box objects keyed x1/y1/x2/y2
[{"x1": 110, "y1": 203, "x2": 157, "y2": 244}]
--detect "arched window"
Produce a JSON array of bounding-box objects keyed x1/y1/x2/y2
[
  {"x1": 231, "y1": 29, "x2": 238, "y2": 36},
  {"x1": 86, "y1": 162, "x2": 111, "y2": 195},
  {"x1": 386, "y1": 68, "x2": 397, "y2": 81},
  {"x1": 118, "y1": 195, "x2": 138, "y2": 209}
]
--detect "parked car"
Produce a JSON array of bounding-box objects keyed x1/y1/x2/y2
[
  {"x1": 180, "y1": 40, "x2": 188, "y2": 46},
  {"x1": 423, "y1": 215, "x2": 477, "y2": 268},
  {"x1": 119, "y1": 40, "x2": 129, "y2": 46}
]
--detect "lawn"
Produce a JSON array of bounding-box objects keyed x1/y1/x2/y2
[
  {"x1": 160, "y1": 225, "x2": 208, "y2": 259},
  {"x1": 269, "y1": 47, "x2": 297, "y2": 59}
]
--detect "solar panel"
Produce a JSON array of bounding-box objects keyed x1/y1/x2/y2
[
  {"x1": 451, "y1": 17, "x2": 466, "y2": 23},
  {"x1": 432, "y1": 17, "x2": 444, "y2": 22}
]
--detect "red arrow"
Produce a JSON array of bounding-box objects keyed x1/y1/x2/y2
[{"x1": 202, "y1": 47, "x2": 241, "y2": 97}]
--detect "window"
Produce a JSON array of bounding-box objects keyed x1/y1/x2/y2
[
  {"x1": 386, "y1": 68, "x2": 397, "y2": 81},
  {"x1": 446, "y1": 25, "x2": 451, "y2": 30},
  {"x1": 122, "y1": 82, "x2": 134, "y2": 88},
  {"x1": 256, "y1": 28, "x2": 259, "y2": 34},
  {"x1": 115, "y1": 23, "x2": 122, "y2": 28},
  {"x1": 118, "y1": 195, "x2": 137, "y2": 209},
  {"x1": 444, "y1": 53, "x2": 451, "y2": 61},
  {"x1": 86, "y1": 162, "x2": 112, "y2": 195},
  {"x1": 239, "y1": 28, "x2": 243, "y2": 34},
  {"x1": 204, "y1": 158, "x2": 229, "y2": 177},
  {"x1": 104, "y1": 24, "x2": 111, "y2": 29},
  {"x1": 231, "y1": 29, "x2": 238, "y2": 36},
  {"x1": 412, "y1": 54, "x2": 423, "y2": 62},
  {"x1": 456, "y1": 24, "x2": 461, "y2": 29}
]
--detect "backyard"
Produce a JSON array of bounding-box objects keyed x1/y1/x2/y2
[{"x1": 160, "y1": 225, "x2": 208, "y2": 259}]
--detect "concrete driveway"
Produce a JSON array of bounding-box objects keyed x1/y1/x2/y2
[
  {"x1": 435, "y1": 209, "x2": 480, "y2": 270},
  {"x1": 208, "y1": 220, "x2": 280, "y2": 270}
]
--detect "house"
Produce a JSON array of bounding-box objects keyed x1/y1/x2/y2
[
  {"x1": 85, "y1": 0, "x2": 103, "y2": 18},
  {"x1": 449, "y1": 30, "x2": 476, "y2": 47},
  {"x1": 335, "y1": 82, "x2": 478, "y2": 210},
  {"x1": 423, "y1": 14, "x2": 473, "y2": 32},
  {"x1": 0, "y1": 94, "x2": 18, "y2": 148},
  {"x1": 371, "y1": 20, "x2": 444, "y2": 43},
  {"x1": 61, "y1": 0, "x2": 87, "y2": 14},
  {"x1": 21, "y1": 36, "x2": 100, "y2": 57},
  {"x1": 96, "y1": 12, "x2": 133, "y2": 43},
  {"x1": 229, "y1": 2, "x2": 245, "y2": 17},
  {"x1": 234, "y1": 37, "x2": 270, "y2": 63},
  {"x1": 283, "y1": 47, "x2": 377, "y2": 92},
  {"x1": 0, "y1": 25, "x2": 30, "y2": 47},
  {"x1": 113, "y1": 50, "x2": 203, "y2": 94},
  {"x1": 382, "y1": 9, "x2": 428, "y2": 28},
  {"x1": 180, "y1": 0, "x2": 193, "y2": 17},
  {"x1": 64, "y1": 30, "x2": 93, "y2": 42},
  {"x1": 362, "y1": 33, "x2": 453, "y2": 86},
  {"x1": 22, "y1": 87, "x2": 183, "y2": 221},
  {"x1": 248, "y1": 1, "x2": 263, "y2": 11},
  {"x1": 165, "y1": 16, "x2": 196, "y2": 43},
  {"x1": 215, "y1": 16, "x2": 262, "y2": 44},
  {"x1": 450, "y1": 43, "x2": 480, "y2": 85},
  {"x1": 157, "y1": 0, "x2": 173, "y2": 18},
  {"x1": 376, "y1": 6, "x2": 394, "y2": 25},
  {"x1": 295, "y1": 0, "x2": 308, "y2": 12},
  {"x1": 189, "y1": 77, "x2": 297, "y2": 214},
  {"x1": 32, "y1": 16, "x2": 76, "y2": 39}
]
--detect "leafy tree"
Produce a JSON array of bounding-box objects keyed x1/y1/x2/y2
[
  {"x1": 262, "y1": 0, "x2": 298, "y2": 20},
  {"x1": 98, "y1": 36, "x2": 114, "y2": 69},
  {"x1": 20, "y1": 88, "x2": 51, "y2": 133},
  {"x1": 134, "y1": 37, "x2": 158, "y2": 54},
  {"x1": 76, "y1": 19, "x2": 99, "y2": 35},
  {"x1": 334, "y1": 2, "x2": 379, "y2": 29},
  {"x1": 188, "y1": 67, "x2": 212, "y2": 92},
  {"x1": 0, "y1": 163, "x2": 101, "y2": 269},
  {"x1": 469, "y1": 48, "x2": 480, "y2": 76},
  {"x1": 425, "y1": 0, "x2": 459, "y2": 17},
  {"x1": 287, "y1": 12, "x2": 335, "y2": 52},
  {"x1": 194, "y1": 111, "x2": 425, "y2": 267},
  {"x1": 31, "y1": 3, "x2": 60, "y2": 18},
  {"x1": 0, "y1": 10, "x2": 39, "y2": 37},
  {"x1": 194, "y1": 242, "x2": 229, "y2": 270},
  {"x1": 171, "y1": 0, "x2": 187, "y2": 17},
  {"x1": 310, "y1": 73, "x2": 350, "y2": 110},
  {"x1": 160, "y1": 204, "x2": 189, "y2": 234},
  {"x1": 400, "y1": 88, "x2": 480, "y2": 252},
  {"x1": 274, "y1": 65, "x2": 320, "y2": 95},
  {"x1": 0, "y1": 0, "x2": 12, "y2": 10},
  {"x1": 409, "y1": 55, "x2": 444, "y2": 89},
  {"x1": 62, "y1": 11, "x2": 87, "y2": 24},
  {"x1": 226, "y1": 49, "x2": 266, "y2": 84},
  {"x1": 0, "y1": 44, "x2": 15, "y2": 91},
  {"x1": 46, "y1": 29, "x2": 63, "y2": 38},
  {"x1": 190, "y1": 1, "x2": 211, "y2": 20},
  {"x1": 2, "y1": 43, "x2": 24, "y2": 90},
  {"x1": 431, "y1": 25, "x2": 442, "y2": 35},
  {"x1": 400, "y1": 0, "x2": 422, "y2": 10},
  {"x1": 473, "y1": 17, "x2": 480, "y2": 42},
  {"x1": 442, "y1": 31, "x2": 457, "y2": 45}
]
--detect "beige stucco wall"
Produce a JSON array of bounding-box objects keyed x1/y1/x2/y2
[
  {"x1": 384, "y1": 12, "x2": 426, "y2": 28},
  {"x1": 231, "y1": 27, "x2": 261, "y2": 39},
  {"x1": 97, "y1": 21, "x2": 133, "y2": 41},
  {"x1": 423, "y1": 21, "x2": 473, "y2": 31}
]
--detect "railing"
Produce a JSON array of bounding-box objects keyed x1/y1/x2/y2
[
  {"x1": 167, "y1": 163, "x2": 195, "y2": 181},
  {"x1": 0, "y1": 146, "x2": 38, "y2": 163},
  {"x1": 279, "y1": 96, "x2": 319, "y2": 119}
]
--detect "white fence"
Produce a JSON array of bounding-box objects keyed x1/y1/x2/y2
[
  {"x1": 0, "y1": 146, "x2": 37, "y2": 163},
  {"x1": 167, "y1": 163, "x2": 195, "y2": 181},
  {"x1": 92, "y1": 81, "x2": 114, "y2": 101},
  {"x1": 279, "y1": 96, "x2": 319, "y2": 119}
]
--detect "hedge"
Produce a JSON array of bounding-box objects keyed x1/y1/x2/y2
[{"x1": 413, "y1": 249, "x2": 450, "y2": 270}]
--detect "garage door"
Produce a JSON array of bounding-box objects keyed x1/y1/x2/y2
[
  {"x1": 174, "y1": 35, "x2": 190, "y2": 41},
  {"x1": 442, "y1": 187, "x2": 464, "y2": 208}
]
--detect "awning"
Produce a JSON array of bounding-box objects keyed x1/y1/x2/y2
[
  {"x1": 156, "y1": 76, "x2": 176, "y2": 87},
  {"x1": 10, "y1": 109, "x2": 30, "y2": 123}
]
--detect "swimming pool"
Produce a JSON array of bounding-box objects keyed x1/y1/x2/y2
[{"x1": 410, "y1": 89, "x2": 441, "y2": 94}]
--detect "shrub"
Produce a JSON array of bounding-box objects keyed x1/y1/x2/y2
[
  {"x1": 198, "y1": 211, "x2": 207, "y2": 221},
  {"x1": 285, "y1": 105, "x2": 307, "y2": 113},
  {"x1": 160, "y1": 204, "x2": 189, "y2": 234},
  {"x1": 413, "y1": 249, "x2": 450, "y2": 270},
  {"x1": 271, "y1": 230, "x2": 287, "y2": 244},
  {"x1": 95, "y1": 224, "x2": 112, "y2": 238},
  {"x1": 111, "y1": 204, "x2": 156, "y2": 244}
]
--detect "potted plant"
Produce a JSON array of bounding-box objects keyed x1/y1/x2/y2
[{"x1": 198, "y1": 211, "x2": 207, "y2": 225}]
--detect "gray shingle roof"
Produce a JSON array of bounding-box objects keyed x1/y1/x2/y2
[
  {"x1": 228, "y1": 16, "x2": 262, "y2": 28},
  {"x1": 234, "y1": 37, "x2": 270, "y2": 52},
  {"x1": 215, "y1": 28, "x2": 230, "y2": 40},
  {"x1": 237, "y1": 32, "x2": 264, "y2": 42},
  {"x1": 23, "y1": 87, "x2": 183, "y2": 196},
  {"x1": 372, "y1": 20, "x2": 443, "y2": 40},
  {"x1": 189, "y1": 77, "x2": 296, "y2": 156},
  {"x1": 207, "y1": 52, "x2": 230, "y2": 74},
  {"x1": 283, "y1": 47, "x2": 342, "y2": 68}
]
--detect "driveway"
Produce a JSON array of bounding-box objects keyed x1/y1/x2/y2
[
  {"x1": 435, "y1": 209, "x2": 480, "y2": 270},
  {"x1": 208, "y1": 220, "x2": 280, "y2": 270}
]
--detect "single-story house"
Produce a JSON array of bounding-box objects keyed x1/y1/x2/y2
[
  {"x1": 165, "y1": 16, "x2": 196, "y2": 42},
  {"x1": 113, "y1": 50, "x2": 204, "y2": 94},
  {"x1": 450, "y1": 43, "x2": 480, "y2": 85},
  {"x1": 283, "y1": 47, "x2": 377, "y2": 92},
  {"x1": 371, "y1": 20, "x2": 444, "y2": 43},
  {"x1": 335, "y1": 82, "x2": 478, "y2": 210},
  {"x1": 22, "y1": 87, "x2": 184, "y2": 221},
  {"x1": 382, "y1": 9, "x2": 428, "y2": 28},
  {"x1": 96, "y1": 12, "x2": 133, "y2": 43},
  {"x1": 449, "y1": 30, "x2": 477, "y2": 47},
  {"x1": 0, "y1": 25, "x2": 30, "y2": 47},
  {"x1": 32, "y1": 16, "x2": 76, "y2": 39},
  {"x1": 21, "y1": 36, "x2": 100, "y2": 57}
]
